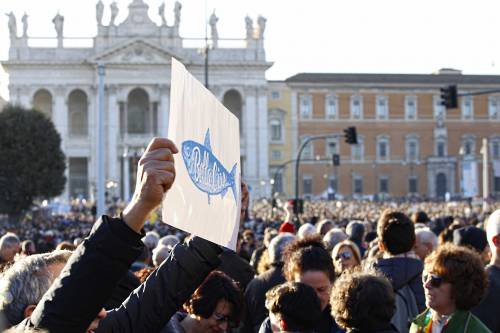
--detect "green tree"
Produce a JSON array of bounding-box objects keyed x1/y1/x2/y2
[{"x1": 0, "y1": 105, "x2": 66, "y2": 223}]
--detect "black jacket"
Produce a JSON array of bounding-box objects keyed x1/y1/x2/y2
[
  {"x1": 372, "y1": 256, "x2": 425, "y2": 313},
  {"x1": 218, "y1": 249, "x2": 256, "y2": 291},
  {"x1": 258, "y1": 306, "x2": 340, "y2": 333},
  {"x1": 473, "y1": 265, "x2": 500, "y2": 333},
  {"x1": 18, "y1": 215, "x2": 222, "y2": 333},
  {"x1": 242, "y1": 263, "x2": 285, "y2": 333}
]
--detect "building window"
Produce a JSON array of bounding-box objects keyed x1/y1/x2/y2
[
  {"x1": 270, "y1": 119, "x2": 283, "y2": 142},
  {"x1": 271, "y1": 91, "x2": 281, "y2": 100},
  {"x1": 462, "y1": 96, "x2": 473, "y2": 119},
  {"x1": 436, "y1": 140, "x2": 447, "y2": 157},
  {"x1": 33, "y1": 89, "x2": 53, "y2": 119},
  {"x1": 325, "y1": 94, "x2": 338, "y2": 119},
  {"x1": 405, "y1": 96, "x2": 417, "y2": 120},
  {"x1": 68, "y1": 89, "x2": 88, "y2": 137},
  {"x1": 303, "y1": 176, "x2": 313, "y2": 196},
  {"x1": 353, "y1": 175, "x2": 363, "y2": 195},
  {"x1": 127, "y1": 88, "x2": 151, "y2": 134},
  {"x1": 409, "y1": 176, "x2": 418, "y2": 193},
  {"x1": 377, "y1": 136, "x2": 390, "y2": 161},
  {"x1": 69, "y1": 157, "x2": 88, "y2": 199},
  {"x1": 351, "y1": 137, "x2": 364, "y2": 161},
  {"x1": 379, "y1": 177, "x2": 389, "y2": 193},
  {"x1": 271, "y1": 149, "x2": 282, "y2": 160},
  {"x1": 376, "y1": 95, "x2": 388, "y2": 119},
  {"x1": 300, "y1": 94, "x2": 313, "y2": 119},
  {"x1": 325, "y1": 138, "x2": 339, "y2": 156},
  {"x1": 328, "y1": 176, "x2": 337, "y2": 193},
  {"x1": 489, "y1": 97, "x2": 499, "y2": 119},
  {"x1": 491, "y1": 139, "x2": 500, "y2": 159},
  {"x1": 461, "y1": 137, "x2": 475, "y2": 156},
  {"x1": 300, "y1": 136, "x2": 313, "y2": 159},
  {"x1": 433, "y1": 95, "x2": 445, "y2": 119},
  {"x1": 350, "y1": 95, "x2": 363, "y2": 119},
  {"x1": 406, "y1": 137, "x2": 419, "y2": 161}
]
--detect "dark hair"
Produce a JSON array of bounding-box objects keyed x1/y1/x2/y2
[
  {"x1": 424, "y1": 243, "x2": 487, "y2": 310},
  {"x1": 377, "y1": 210, "x2": 415, "y2": 255},
  {"x1": 331, "y1": 271, "x2": 395, "y2": 331},
  {"x1": 265, "y1": 282, "x2": 322, "y2": 331},
  {"x1": 184, "y1": 271, "x2": 244, "y2": 325},
  {"x1": 438, "y1": 223, "x2": 462, "y2": 245},
  {"x1": 411, "y1": 211, "x2": 429, "y2": 224},
  {"x1": 283, "y1": 236, "x2": 336, "y2": 282}
]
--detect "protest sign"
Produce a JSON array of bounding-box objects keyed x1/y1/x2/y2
[{"x1": 162, "y1": 58, "x2": 241, "y2": 250}]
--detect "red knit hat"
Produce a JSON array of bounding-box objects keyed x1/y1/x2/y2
[{"x1": 279, "y1": 221, "x2": 295, "y2": 234}]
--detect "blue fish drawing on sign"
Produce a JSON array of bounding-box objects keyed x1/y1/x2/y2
[{"x1": 181, "y1": 129, "x2": 238, "y2": 205}]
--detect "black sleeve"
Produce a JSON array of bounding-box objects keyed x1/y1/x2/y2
[
  {"x1": 30, "y1": 215, "x2": 144, "y2": 333},
  {"x1": 97, "y1": 236, "x2": 222, "y2": 333}
]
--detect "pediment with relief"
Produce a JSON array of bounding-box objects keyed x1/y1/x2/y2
[{"x1": 90, "y1": 39, "x2": 183, "y2": 65}]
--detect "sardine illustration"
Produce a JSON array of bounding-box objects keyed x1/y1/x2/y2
[{"x1": 181, "y1": 129, "x2": 238, "y2": 205}]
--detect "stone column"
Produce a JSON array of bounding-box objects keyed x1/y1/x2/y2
[
  {"x1": 244, "y1": 87, "x2": 258, "y2": 194},
  {"x1": 88, "y1": 85, "x2": 98, "y2": 202},
  {"x1": 107, "y1": 85, "x2": 119, "y2": 193},
  {"x1": 257, "y1": 86, "x2": 270, "y2": 197},
  {"x1": 158, "y1": 84, "x2": 170, "y2": 137},
  {"x1": 19, "y1": 85, "x2": 30, "y2": 108},
  {"x1": 290, "y1": 91, "x2": 298, "y2": 195},
  {"x1": 53, "y1": 85, "x2": 68, "y2": 199},
  {"x1": 122, "y1": 150, "x2": 131, "y2": 202}
]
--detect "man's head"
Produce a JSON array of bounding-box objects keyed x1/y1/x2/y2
[
  {"x1": 411, "y1": 211, "x2": 430, "y2": 225},
  {"x1": 486, "y1": 209, "x2": 500, "y2": 256},
  {"x1": 268, "y1": 233, "x2": 295, "y2": 265},
  {"x1": 21, "y1": 240, "x2": 36, "y2": 257},
  {"x1": 377, "y1": 210, "x2": 415, "y2": 255},
  {"x1": 0, "y1": 250, "x2": 72, "y2": 325},
  {"x1": 414, "y1": 228, "x2": 438, "y2": 261},
  {"x1": 0, "y1": 233, "x2": 21, "y2": 263},
  {"x1": 346, "y1": 221, "x2": 364, "y2": 244}
]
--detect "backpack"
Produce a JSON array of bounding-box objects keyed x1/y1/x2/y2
[{"x1": 391, "y1": 283, "x2": 419, "y2": 333}]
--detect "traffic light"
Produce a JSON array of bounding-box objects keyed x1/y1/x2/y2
[
  {"x1": 332, "y1": 154, "x2": 340, "y2": 166},
  {"x1": 343, "y1": 126, "x2": 358, "y2": 145},
  {"x1": 440, "y1": 85, "x2": 458, "y2": 109}
]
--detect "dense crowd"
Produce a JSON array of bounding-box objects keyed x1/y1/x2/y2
[{"x1": 0, "y1": 137, "x2": 499, "y2": 333}]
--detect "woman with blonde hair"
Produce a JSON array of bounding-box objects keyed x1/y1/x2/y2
[{"x1": 331, "y1": 240, "x2": 362, "y2": 274}]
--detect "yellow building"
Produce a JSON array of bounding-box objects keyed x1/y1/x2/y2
[{"x1": 278, "y1": 69, "x2": 500, "y2": 199}]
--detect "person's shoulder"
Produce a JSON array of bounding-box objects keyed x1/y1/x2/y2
[{"x1": 469, "y1": 312, "x2": 492, "y2": 333}]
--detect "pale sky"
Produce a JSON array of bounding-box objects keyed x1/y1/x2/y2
[{"x1": 2, "y1": 0, "x2": 500, "y2": 100}]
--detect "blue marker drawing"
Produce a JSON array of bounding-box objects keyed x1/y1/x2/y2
[{"x1": 181, "y1": 129, "x2": 238, "y2": 205}]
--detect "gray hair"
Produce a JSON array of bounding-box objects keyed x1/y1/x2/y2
[
  {"x1": 323, "y1": 228, "x2": 348, "y2": 251},
  {"x1": 297, "y1": 223, "x2": 317, "y2": 240},
  {"x1": 152, "y1": 245, "x2": 171, "y2": 267},
  {"x1": 158, "y1": 235, "x2": 180, "y2": 248},
  {"x1": 268, "y1": 233, "x2": 296, "y2": 264},
  {"x1": 0, "y1": 233, "x2": 20, "y2": 252},
  {"x1": 142, "y1": 231, "x2": 160, "y2": 250},
  {"x1": 415, "y1": 228, "x2": 437, "y2": 249},
  {"x1": 0, "y1": 250, "x2": 71, "y2": 325}
]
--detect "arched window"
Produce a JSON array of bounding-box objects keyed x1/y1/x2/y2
[
  {"x1": 68, "y1": 89, "x2": 88, "y2": 137},
  {"x1": 33, "y1": 89, "x2": 53, "y2": 119},
  {"x1": 127, "y1": 88, "x2": 150, "y2": 134},
  {"x1": 223, "y1": 89, "x2": 243, "y2": 132}
]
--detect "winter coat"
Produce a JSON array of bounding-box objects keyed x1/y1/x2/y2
[{"x1": 410, "y1": 309, "x2": 491, "y2": 333}]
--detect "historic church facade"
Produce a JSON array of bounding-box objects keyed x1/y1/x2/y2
[{"x1": 3, "y1": 0, "x2": 272, "y2": 201}]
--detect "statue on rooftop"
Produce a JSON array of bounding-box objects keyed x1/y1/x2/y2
[
  {"x1": 245, "y1": 15, "x2": 253, "y2": 39},
  {"x1": 159, "y1": 2, "x2": 167, "y2": 26},
  {"x1": 96, "y1": 0, "x2": 104, "y2": 26},
  {"x1": 21, "y1": 12, "x2": 28, "y2": 37},
  {"x1": 110, "y1": 1, "x2": 119, "y2": 26},
  {"x1": 257, "y1": 15, "x2": 266, "y2": 39},
  {"x1": 174, "y1": 1, "x2": 182, "y2": 28},
  {"x1": 52, "y1": 13, "x2": 64, "y2": 39},
  {"x1": 6, "y1": 12, "x2": 17, "y2": 40},
  {"x1": 209, "y1": 11, "x2": 218, "y2": 48}
]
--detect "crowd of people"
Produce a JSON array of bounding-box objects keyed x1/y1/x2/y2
[{"x1": 0, "y1": 136, "x2": 499, "y2": 333}]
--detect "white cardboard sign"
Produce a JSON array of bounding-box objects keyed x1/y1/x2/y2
[{"x1": 162, "y1": 58, "x2": 241, "y2": 250}]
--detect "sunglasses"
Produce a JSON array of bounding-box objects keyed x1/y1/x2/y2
[
  {"x1": 213, "y1": 311, "x2": 230, "y2": 323},
  {"x1": 335, "y1": 252, "x2": 352, "y2": 261},
  {"x1": 422, "y1": 273, "x2": 444, "y2": 288}
]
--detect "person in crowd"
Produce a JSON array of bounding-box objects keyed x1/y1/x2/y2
[
  {"x1": 473, "y1": 209, "x2": 500, "y2": 333},
  {"x1": 346, "y1": 221, "x2": 366, "y2": 257},
  {"x1": 250, "y1": 227, "x2": 278, "y2": 273},
  {"x1": 143, "y1": 231, "x2": 160, "y2": 252},
  {"x1": 260, "y1": 282, "x2": 322, "y2": 333},
  {"x1": 323, "y1": 228, "x2": 348, "y2": 252},
  {"x1": 243, "y1": 232, "x2": 296, "y2": 333},
  {"x1": 410, "y1": 243, "x2": 489, "y2": 333},
  {"x1": 55, "y1": 241, "x2": 76, "y2": 251},
  {"x1": 438, "y1": 222, "x2": 463, "y2": 245},
  {"x1": 413, "y1": 228, "x2": 438, "y2": 261},
  {"x1": 411, "y1": 211, "x2": 430, "y2": 226},
  {"x1": 331, "y1": 240, "x2": 361, "y2": 275},
  {"x1": 0, "y1": 250, "x2": 72, "y2": 329},
  {"x1": 0, "y1": 233, "x2": 21, "y2": 265},
  {"x1": 158, "y1": 235, "x2": 180, "y2": 249},
  {"x1": 259, "y1": 236, "x2": 338, "y2": 333},
  {"x1": 331, "y1": 271, "x2": 398, "y2": 333},
  {"x1": 165, "y1": 270, "x2": 244, "y2": 333},
  {"x1": 20, "y1": 240, "x2": 36, "y2": 257},
  {"x1": 453, "y1": 226, "x2": 490, "y2": 264},
  {"x1": 239, "y1": 230, "x2": 257, "y2": 262},
  {"x1": 297, "y1": 223, "x2": 317, "y2": 240},
  {"x1": 130, "y1": 246, "x2": 152, "y2": 272},
  {"x1": 152, "y1": 245, "x2": 171, "y2": 267},
  {"x1": 370, "y1": 210, "x2": 425, "y2": 333},
  {"x1": 13, "y1": 138, "x2": 225, "y2": 333},
  {"x1": 278, "y1": 220, "x2": 295, "y2": 234},
  {"x1": 316, "y1": 219, "x2": 334, "y2": 237}
]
